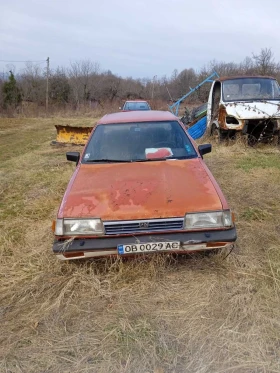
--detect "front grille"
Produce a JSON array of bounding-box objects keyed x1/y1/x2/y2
[{"x1": 104, "y1": 218, "x2": 184, "y2": 235}]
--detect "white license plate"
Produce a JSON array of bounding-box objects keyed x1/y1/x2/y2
[{"x1": 118, "y1": 241, "x2": 180, "y2": 255}]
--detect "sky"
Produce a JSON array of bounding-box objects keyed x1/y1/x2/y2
[{"x1": 1, "y1": 0, "x2": 280, "y2": 79}]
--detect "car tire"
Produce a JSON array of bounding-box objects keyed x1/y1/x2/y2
[
  {"x1": 211, "y1": 125, "x2": 227, "y2": 144},
  {"x1": 203, "y1": 248, "x2": 221, "y2": 257},
  {"x1": 235, "y1": 131, "x2": 248, "y2": 146},
  {"x1": 271, "y1": 131, "x2": 280, "y2": 146}
]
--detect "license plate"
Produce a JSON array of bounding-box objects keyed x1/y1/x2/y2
[{"x1": 118, "y1": 241, "x2": 180, "y2": 255}]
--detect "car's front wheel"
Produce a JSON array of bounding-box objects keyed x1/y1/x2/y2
[{"x1": 211, "y1": 125, "x2": 228, "y2": 144}]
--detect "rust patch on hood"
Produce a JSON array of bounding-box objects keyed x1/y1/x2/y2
[{"x1": 59, "y1": 159, "x2": 223, "y2": 221}]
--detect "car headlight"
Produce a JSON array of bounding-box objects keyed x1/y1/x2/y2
[
  {"x1": 55, "y1": 218, "x2": 104, "y2": 236},
  {"x1": 184, "y1": 210, "x2": 233, "y2": 229}
]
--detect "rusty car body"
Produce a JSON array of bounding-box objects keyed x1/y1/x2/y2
[
  {"x1": 206, "y1": 76, "x2": 280, "y2": 144},
  {"x1": 52, "y1": 110, "x2": 237, "y2": 260}
]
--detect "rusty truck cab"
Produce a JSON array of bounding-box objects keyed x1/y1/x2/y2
[{"x1": 207, "y1": 76, "x2": 280, "y2": 145}]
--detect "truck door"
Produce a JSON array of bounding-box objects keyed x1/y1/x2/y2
[
  {"x1": 208, "y1": 81, "x2": 221, "y2": 129},
  {"x1": 207, "y1": 82, "x2": 215, "y2": 127}
]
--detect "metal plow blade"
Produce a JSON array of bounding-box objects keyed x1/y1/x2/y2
[{"x1": 52, "y1": 125, "x2": 93, "y2": 145}]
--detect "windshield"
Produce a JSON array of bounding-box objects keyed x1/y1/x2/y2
[
  {"x1": 222, "y1": 78, "x2": 280, "y2": 102},
  {"x1": 123, "y1": 102, "x2": 150, "y2": 110},
  {"x1": 82, "y1": 121, "x2": 197, "y2": 163}
]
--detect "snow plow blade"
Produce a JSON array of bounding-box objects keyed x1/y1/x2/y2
[{"x1": 53, "y1": 125, "x2": 93, "y2": 145}]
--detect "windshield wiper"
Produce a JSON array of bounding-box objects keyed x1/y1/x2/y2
[
  {"x1": 133, "y1": 157, "x2": 168, "y2": 162},
  {"x1": 174, "y1": 155, "x2": 197, "y2": 159},
  {"x1": 86, "y1": 155, "x2": 197, "y2": 163},
  {"x1": 86, "y1": 159, "x2": 132, "y2": 163},
  {"x1": 133, "y1": 155, "x2": 196, "y2": 162}
]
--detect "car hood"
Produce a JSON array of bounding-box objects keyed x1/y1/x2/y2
[
  {"x1": 225, "y1": 101, "x2": 280, "y2": 120},
  {"x1": 59, "y1": 159, "x2": 223, "y2": 221}
]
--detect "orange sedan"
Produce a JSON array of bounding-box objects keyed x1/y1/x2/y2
[{"x1": 52, "y1": 111, "x2": 236, "y2": 260}]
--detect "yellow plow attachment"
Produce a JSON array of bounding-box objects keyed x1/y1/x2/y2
[{"x1": 52, "y1": 125, "x2": 93, "y2": 145}]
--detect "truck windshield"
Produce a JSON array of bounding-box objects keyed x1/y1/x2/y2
[
  {"x1": 82, "y1": 121, "x2": 197, "y2": 163},
  {"x1": 222, "y1": 78, "x2": 280, "y2": 102}
]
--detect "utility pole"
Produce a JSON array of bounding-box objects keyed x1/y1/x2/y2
[
  {"x1": 166, "y1": 85, "x2": 173, "y2": 102},
  {"x1": 151, "y1": 75, "x2": 157, "y2": 99},
  {"x1": 46, "y1": 57, "x2": 49, "y2": 113}
]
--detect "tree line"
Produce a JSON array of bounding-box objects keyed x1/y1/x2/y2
[{"x1": 1, "y1": 48, "x2": 279, "y2": 113}]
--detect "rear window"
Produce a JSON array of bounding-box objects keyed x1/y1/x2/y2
[
  {"x1": 82, "y1": 121, "x2": 197, "y2": 163},
  {"x1": 124, "y1": 102, "x2": 150, "y2": 110}
]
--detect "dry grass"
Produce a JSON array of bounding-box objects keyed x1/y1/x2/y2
[
  {"x1": 1, "y1": 99, "x2": 170, "y2": 119},
  {"x1": 1, "y1": 118, "x2": 280, "y2": 373},
  {"x1": 0, "y1": 101, "x2": 121, "y2": 119}
]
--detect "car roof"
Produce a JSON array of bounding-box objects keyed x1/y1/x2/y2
[
  {"x1": 97, "y1": 110, "x2": 178, "y2": 125},
  {"x1": 124, "y1": 100, "x2": 148, "y2": 103}
]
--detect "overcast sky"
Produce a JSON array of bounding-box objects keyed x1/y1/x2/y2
[{"x1": 1, "y1": 0, "x2": 280, "y2": 79}]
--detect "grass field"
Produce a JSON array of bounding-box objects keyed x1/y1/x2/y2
[{"x1": 1, "y1": 117, "x2": 280, "y2": 373}]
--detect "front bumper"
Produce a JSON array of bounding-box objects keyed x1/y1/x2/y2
[{"x1": 53, "y1": 227, "x2": 237, "y2": 260}]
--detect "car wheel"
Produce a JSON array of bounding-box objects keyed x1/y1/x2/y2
[
  {"x1": 211, "y1": 125, "x2": 227, "y2": 144},
  {"x1": 271, "y1": 131, "x2": 280, "y2": 146},
  {"x1": 235, "y1": 131, "x2": 248, "y2": 145},
  {"x1": 203, "y1": 248, "x2": 221, "y2": 257}
]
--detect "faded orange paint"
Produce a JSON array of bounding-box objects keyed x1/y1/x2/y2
[
  {"x1": 146, "y1": 148, "x2": 173, "y2": 159},
  {"x1": 97, "y1": 110, "x2": 176, "y2": 125},
  {"x1": 53, "y1": 111, "x2": 236, "y2": 261},
  {"x1": 58, "y1": 158, "x2": 226, "y2": 221}
]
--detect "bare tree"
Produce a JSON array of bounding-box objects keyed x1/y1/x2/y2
[
  {"x1": 19, "y1": 62, "x2": 45, "y2": 104},
  {"x1": 3, "y1": 48, "x2": 280, "y2": 114},
  {"x1": 50, "y1": 67, "x2": 71, "y2": 104},
  {"x1": 99, "y1": 71, "x2": 122, "y2": 102},
  {"x1": 176, "y1": 68, "x2": 196, "y2": 96},
  {"x1": 240, "y1": 56, "x2": 254, "y2": 75},
  {"x1": 252, "y1": 48, "x2": 275, "y2": 75},
  {"x1": 68, "y1": 60, "x2": 100, "y2": 108},
  {"x1": 119, "y1": 77, "x2": 145, "y2": 99}
]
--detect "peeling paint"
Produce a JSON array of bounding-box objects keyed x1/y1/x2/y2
[
  {"x1": 60, "y1": 159, "x2": 223, "y2": 221},
  {"x1": 207, "y1": 76, "x2": 280, "y2": 142},
  {"x1": 225, "y1": 101, "x2": 280, "y2": 120}
]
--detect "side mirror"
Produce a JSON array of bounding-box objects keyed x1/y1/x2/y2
[
  {"x1": 66, "y1": 152, "x2": 80, "y2": 165},
  {"x1": 198, "y1": 144, "x2": 211, "y2": 158}
]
